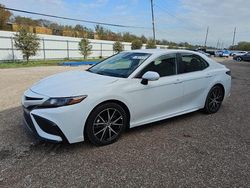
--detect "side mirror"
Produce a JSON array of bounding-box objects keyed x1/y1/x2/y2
[{"x1": 141, "y1": 71, "x2": 160, "y2": 85}]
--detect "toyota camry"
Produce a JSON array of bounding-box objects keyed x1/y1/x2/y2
[{"x1": 22, "y1": 49, "x2": 231, "y2": 146}]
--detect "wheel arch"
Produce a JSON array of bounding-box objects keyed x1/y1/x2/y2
[
  {"x1": 202, "y1": 82, "x2": 225, "y2": 109},
  {"x1": 212, "y1": 83, "x2": 225, "y2": 99},
  {"x1": 84, "y1": 99, "x2": 131, "y2": 138}
]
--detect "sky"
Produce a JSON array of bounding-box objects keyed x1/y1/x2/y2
[{"x1": 1, "y1": 0, "x2": 250, "y2": 47}]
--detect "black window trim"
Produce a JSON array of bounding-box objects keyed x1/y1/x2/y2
[
  {"x1": 176, "y1": 52, "x2": 209, "y2": 75},
  {"x1": 134, "y1": 53, "x2": 178, "y2": 78}
]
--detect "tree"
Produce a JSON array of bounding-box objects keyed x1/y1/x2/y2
[
  {"x1": 95, "y1": 25, "x2": 107, "y2": 40},
  {"x1": 14, "y1": 16, "x2": 40, "y2": 26},
  {"x1": 131, "y1": 39, "x2": 142, "y2": 50},
  {"x1": 113, "y1": 41, "x2": 124, "y2": 53},
  {"x1": 79, "y1": 38, "x2": 92, "y2": 59},
  {"x1": 146, "y1": 39, "x2": 156, "y2": 49},
  {"x1": 140, "y1": 35, "x2": 147, "y2": 44},
  {"x1": 229, "y1": 41, "x2": 250, "y2": 51},
  {"x1": 14, "y1": 27, "x2": 40, "y2": 62},
  {"x1": 0, "y1": 4, "x2": 12, "y2": 30}
]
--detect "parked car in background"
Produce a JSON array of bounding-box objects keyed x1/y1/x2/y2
[
  {"x1": 215, "y1": 50, "x2": 230, "y2": 57},
  {"x1": 22, "y1": 49, "x2": 231, "y2": 146},
  {"x1": 231, "y1": 51, "x2": 247, "y2": 56},
  {"x1": 198, "y1": 50, "x2": 211, "y2": 57},
  {"x1": 233, "y1": 52, "x2": 250, "y2": 61},
  {"x1": 215, "y1": 50, "x2": 223, "y2": 57}
]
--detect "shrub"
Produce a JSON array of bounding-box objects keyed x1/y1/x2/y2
[
  {"x1": 113, "y1": 41, "x2": 124, "y2": 53},
  {"x1": 146, "y1": 39, "x2": 156, "y2": 49},
  {"x1": 131, "y1": 39, "x2": 143, "y2": 50},
  {"x1": 14, "y1": 27, "x2": 40, "y2": 62},
  {"x1": 79, "y1": 38, "x2": 92, "y2": 59}
]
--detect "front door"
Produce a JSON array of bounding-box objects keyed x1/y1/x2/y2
[{"x1": 124, "y1": 53, "x2": 184, "y2": 127}]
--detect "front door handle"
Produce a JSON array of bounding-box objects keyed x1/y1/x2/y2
[{"x1": 174, "y1": 79, "x2": 182, "y2": 84}]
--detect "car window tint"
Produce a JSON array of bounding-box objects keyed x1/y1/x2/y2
[
  {"x1": 138, "y1": 54, "x2": 177, "y2": 77},
  {"x1": 178, "y1": 53, "x2": 208, "y2": 74}
]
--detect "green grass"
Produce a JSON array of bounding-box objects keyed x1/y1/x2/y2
[{"x1": 0, "y1": 58, "x2": 101, "y2": 69}]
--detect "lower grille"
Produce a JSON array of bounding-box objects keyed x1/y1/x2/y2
[
  {"x1": 22, "y1": 107, "x2": 68, "y2": 143},
  {"x1": 23, "y1": 107, "x2": 37, "y2": 133}
]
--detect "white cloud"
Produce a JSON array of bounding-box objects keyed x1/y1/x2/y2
[
  {"x1": 80, "y1": 0, "x2": 109, "y2": 8},
  {"x1": 167, "y1": 0, "x2": 250, "y2": 46},
  {"x1": 1, "y1": 0, "x2": 250, "y2": 47}
]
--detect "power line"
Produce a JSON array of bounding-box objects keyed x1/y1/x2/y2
[
  {"x1": 153, "y1": 3, "x2": 199, "y2": 31},
  {"x1": 0, "y1": 6, "x2": 150, "y2": 29}
]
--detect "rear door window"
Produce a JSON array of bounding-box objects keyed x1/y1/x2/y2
[{"x1": 177, "y1": 53, "x2": 209, "y2": 74}]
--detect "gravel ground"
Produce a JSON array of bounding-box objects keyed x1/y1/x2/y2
[{"x1": 0, "y1": 59, "x2": 249, "y2": 187}]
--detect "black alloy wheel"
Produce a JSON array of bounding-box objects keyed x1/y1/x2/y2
[
  {"x1": 86, "y1": 103, "x2": 127, "y2": 146},
  {"x1": 203, "y1": 85, "x2": 224, "y2": 114}
]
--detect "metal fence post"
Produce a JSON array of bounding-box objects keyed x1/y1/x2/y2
[
  {"x1": 43, "y1": 38, "x2": 46, "y2": 60},
  {"x1": 66, "y1": 40, "x2": 69, "y2": 59},
  {"x1": 100, "y1": 43, "x2": 102, "y2": 58},
  {"x1": 11, "y1": 37, "x2": 15, "y2": 61}
]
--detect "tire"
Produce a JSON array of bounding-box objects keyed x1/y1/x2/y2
[
  {"x1": 236, "y1": 57, "x2": 242, "y2": 62},
  {"x1": 85, "y1": 102, "x2": 128, "y2": 146},
  {"x1": 203, "y1": 85, "x2": 224, "y2": 114}
]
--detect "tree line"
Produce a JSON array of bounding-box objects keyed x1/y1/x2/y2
[
  {"x1": 13, "y1": 26, "x2": 159, "y2": 62},
  {"x1": 0, "y1": 3, "x2": 193, "y2": 47},
  {"x1": 229, "y1": 42, "x2": 250, "y2": 51}
]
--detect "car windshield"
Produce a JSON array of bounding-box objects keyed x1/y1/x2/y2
[{"x1": 88, "y1": 52, "x2": 151, "y2": 78}]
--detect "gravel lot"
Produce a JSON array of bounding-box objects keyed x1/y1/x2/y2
[{"x1": 0, "y1": 59, "x2": 249, "y2": 187}]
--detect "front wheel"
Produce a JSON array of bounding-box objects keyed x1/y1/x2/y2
[
  {"x1": 203, "y1": 85, "x2": 224, "y2": 114},
  {"x1": 85, "y1": 103, "x2": 128, "y2": 146},
  {"x1": 236, "y1": 57, "x2": 242, "y2": 62}
]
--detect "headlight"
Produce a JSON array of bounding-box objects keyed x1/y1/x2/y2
[{"x1": 42, "y1": 95, "x2": 87, "y2": 107}]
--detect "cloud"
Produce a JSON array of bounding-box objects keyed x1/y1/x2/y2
[
  {"x1": 80, "y1": 0, "x2": 109, "y2": 8},
  {"x1": 1, "y1": 0, "x2": 249, "y2": 47},
  {"x1": 173, "y1": 0, "x2": 250, "y2": 46}
]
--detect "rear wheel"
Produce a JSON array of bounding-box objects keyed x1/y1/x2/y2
[
  {"x1": 85, "y1": 103, "x2": 128, "y2": 146},
  {"x1": 203, "y1": 85, "x2": 224, "y2": 114}
]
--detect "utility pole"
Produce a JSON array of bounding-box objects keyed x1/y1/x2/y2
[
  {"x1": 150, "y1": 0, "x2": 156, "y2": 43},
  {"x1": 221, "y1": 42, "x2": 224, "y2": 49},
  {"x1": 204, "y1": 26, "x2": 209, "y2": 48},
  {"x1": 216, "y1": 39, "x2": 219, "y2": 49},
  {"x1": 232, "y1": 27, "x2": 236, "y2": 47}
]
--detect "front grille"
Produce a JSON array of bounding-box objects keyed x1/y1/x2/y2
[
  {"x1": 26, "y1": 105, "x2": 39, "y2": 111},
  {"x1": 25, "y1": 96, "x2": 43, "y2": 100}
]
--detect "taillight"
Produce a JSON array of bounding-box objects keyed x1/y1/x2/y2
[{"x1": 226, "y1": 70, "x2": 231, "y2": 76}]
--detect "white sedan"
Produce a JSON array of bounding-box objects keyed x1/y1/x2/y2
[{"x1": 22, "y1": 49, "x2": 231, "y2": 146}]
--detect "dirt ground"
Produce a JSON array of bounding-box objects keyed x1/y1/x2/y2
[{"x1": 0, "y1": 59, "x2": 249, "y2": 187}]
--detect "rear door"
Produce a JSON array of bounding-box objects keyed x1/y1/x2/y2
[{"x1": 176, "y1": 53, "x2": 212, "y2": 110}]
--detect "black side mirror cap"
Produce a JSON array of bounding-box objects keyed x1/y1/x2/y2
[{"x1": 141, "y1": 79, "x2": 148, "y2": 85}]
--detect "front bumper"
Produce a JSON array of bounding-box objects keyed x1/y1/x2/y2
[
  {"x1": 23, "y1": 106, "x2": 67, "y2": 143},
  {"x1": 21, "y1": 89, "x2": 89, "y2": 143}
]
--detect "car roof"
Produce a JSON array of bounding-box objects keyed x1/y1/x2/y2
[{"x1": 124, "y1": 49, "x2": 198, "y2": 56}]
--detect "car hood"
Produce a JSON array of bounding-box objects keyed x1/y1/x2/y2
[{"x1": 30, "y1": 70, "x2": 118, "y2": 97}]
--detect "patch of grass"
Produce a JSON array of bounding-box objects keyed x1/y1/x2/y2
[{"x1": 0, "y1": 58, "x2": 101, "y2": 69}]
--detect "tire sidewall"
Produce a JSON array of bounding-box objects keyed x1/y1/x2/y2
[
  {"x1": 204, "y1": 85, "x2": 223, "y2": 114},
  {"x1": 236, "y1": 57, "x2": 242, "y2": 61},
  {"x1": 85, "y1": 102, "x2": 128, "y2": 146}
]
